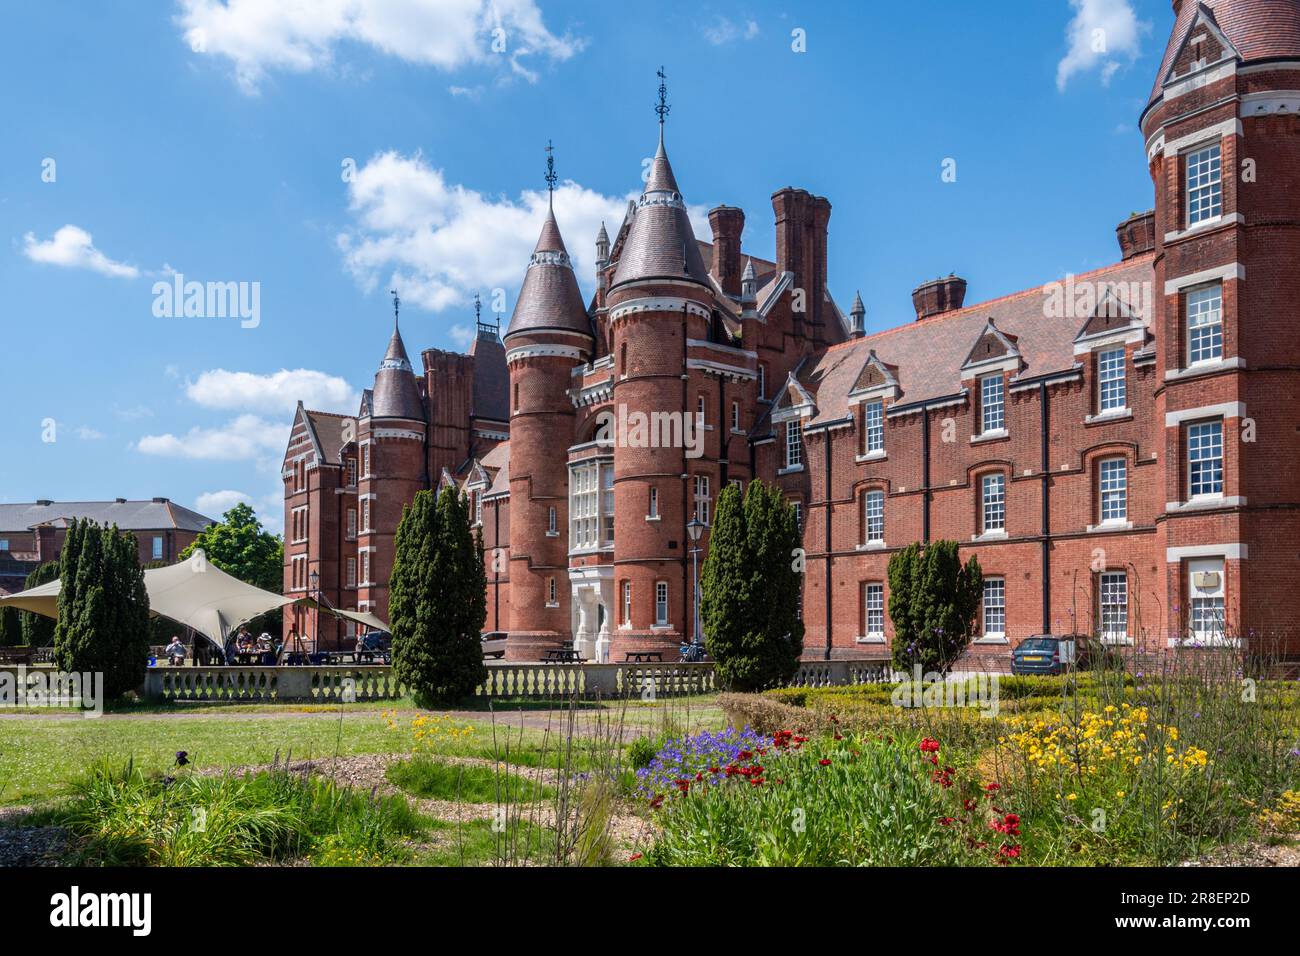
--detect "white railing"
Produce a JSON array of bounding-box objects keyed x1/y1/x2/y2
[{"x1": 143, "y1": 658, "x2": 889, "y2": 703}]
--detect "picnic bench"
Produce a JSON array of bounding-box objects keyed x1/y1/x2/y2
[
  {"x1": 541, "y1": 647, "x2": 585, "y2": 664},
  {"x1": 0, "y1": 647, "x2": 36, "y2": 665},
  {"x1": 624, "y1": 651, "x2": 663, "y2": 663}
]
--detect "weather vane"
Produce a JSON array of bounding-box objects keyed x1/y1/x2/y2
[
  {"x1": 655, "y1": 66, "x2": 670, "y2": 127},
  {"x1": 390, "y1": 288, "x2": 400, "y2": 329},
  {"x1": 544, "y1": 139, "x2": 557, "y2": 198}
]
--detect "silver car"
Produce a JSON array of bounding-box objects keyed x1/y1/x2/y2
[{"x1": 481, "y1": 631, "x2": 507, "y2": 659}]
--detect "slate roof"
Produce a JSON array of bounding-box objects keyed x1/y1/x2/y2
[
  {"x1": 612, "y1": 134, "x2": 710, "y2": 288},
  {"x1": 303, "y1": 409, "x2": 350, "y2": 464},
  {"x1": 504, "y1": 207, "x2": 592, "y2": 341},
  {"x1": 804, "y1": 254, "x2": 1155, "y2": 428},
  {"x1": 0, "y1": 500, "x2": 215, "y2": 534},
  {"x1": 469, "y1": 328, "x2": 509, "y2": 422},
  {"x1": 372, "y1": 324, "x2": 426, "y2": 420},
  {"x1": 1149, "y1": 0, "x2": 1300, "y2": 105}
]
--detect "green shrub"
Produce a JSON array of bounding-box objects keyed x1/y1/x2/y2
[{"x1": 387, "y1": 756, "x2": 554, "y2": 802}]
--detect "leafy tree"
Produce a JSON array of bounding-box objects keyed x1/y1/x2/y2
[
  {"x1": 21, "y1": 561, "x2": 59, "y2": 646},
  {"x1": 701, "y1": 480, "x2": 803, "y2": 691},
  {"x1": 390, "y1": 487, "x2": 487, "y2": 704},
  {"x1": 53, "y1": 519, "x2": 152, "y2": 699},
  {"x1": 180, "y1": 502, "x2": 284, "y2": 632},
  {"x1": 886, "y1": 540, "x2": 983, "y2": 674},
  {"x1": 0, "y1": 605, "x2": 20, "y2": 647}
]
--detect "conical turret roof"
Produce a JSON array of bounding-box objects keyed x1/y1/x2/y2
[
  {"x1": 611, "y1": 133, "x2": 709, "y2": 288},
  {"x1": 371, "y1": 323, "x2": 425, "y2": 420},
  {"x1": 504, "y1": 206, "x2": 592, "y2": 341}
]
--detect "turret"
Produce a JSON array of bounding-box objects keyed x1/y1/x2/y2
[
  {"x1": 849, "y1": 290, "x2": 865, "y2": 338},
  {"x1": 503, "y1": 145, "x2": 592, "y2": 660}
]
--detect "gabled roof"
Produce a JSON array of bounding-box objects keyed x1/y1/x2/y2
[
  {"x1": 302, "y1": 407, "x2": 351, "y2": 465},
  {"x1": 1149, "y1": 1, "x2": 1300, "y2": 106},
  {"x1": 0, "y1": 500, "x2": 215, "y2": 534},
  {"x1": 805, "y1": 254, "x2": 1154, "y2": 428},
  {"x1": 960, "y1": 319, "x2": 1021, "y2": 373},
  {"x1": 848, "y1": 350, "x2": 899, "y2": 396},
  {"x1": 468, "y1": 327, "x2": 509, "y2": 422}
]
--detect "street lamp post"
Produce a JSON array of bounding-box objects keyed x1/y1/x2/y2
[
  {"x1": 309, "y1": 569, "x2": 320, "y2": 653},
  {"x1": 685, "y1": 517, "x2": 705, "y2": 648}
]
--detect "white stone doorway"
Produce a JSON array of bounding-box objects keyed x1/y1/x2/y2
[{"x1": 569, "y1": 566, "x2": 613, "y2": 662}]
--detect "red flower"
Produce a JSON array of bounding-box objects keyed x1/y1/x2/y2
[
  {"x1": 649, "y1": 796, "x2": 664, "y2": 809},
  {"x1": 919, "y1": 737, "x2": 940, "y2": 753},
  {"x1": 834, "y1": 734, "x2": 844, "y2": 741},
  {"x1": 629, "y1": 852, "x2": 643, "y2": 862},
  {"x1": 985, "y1": 782, "x2": 1001, "y2": 793},
  {"x1": 963, "y1": 798, "x2": 978, "y2": 812},
  {"x1": 938, "y1": 816, "x2": 956, "y2": 826},
  {"x1": 737, "y1": 750, "x2": 753, "y2": 760},
  {"x1": 997, "y1": 844, "x2": 1021, "y2": 864},
  {"x1": 818, "y1": 758, "x2": 832, "y2": 766}
]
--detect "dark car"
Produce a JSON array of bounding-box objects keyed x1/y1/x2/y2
[
  {"x1": 359, "y1": 630, "x2": 391, "y2": 663},
  {"x1": 1011, "y1": 635, "x2": 1090, "y2": 675},
  {"x1": 481, "y1": 631, "x2": 507, "y2": 659}
]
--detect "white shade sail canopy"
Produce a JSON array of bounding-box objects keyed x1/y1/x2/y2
[{"x1": 0, "y1": 549, "x2": 389, "y2": 647}]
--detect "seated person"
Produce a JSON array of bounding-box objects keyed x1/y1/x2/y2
[{"x1": 165, "y1": 636, "x2": 186, "y2": 666}]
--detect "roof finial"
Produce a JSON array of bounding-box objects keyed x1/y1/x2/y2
[
  {"x1": 655, "y1": 66, "x2": 670, "y2": 135},
  {"x1": 544, "y1": 139, "x2": 557, "y2": 208},
  {"x1": 390, "y1": 288, "x2": 400, "y2": 331}
]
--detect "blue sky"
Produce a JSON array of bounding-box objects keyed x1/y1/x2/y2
[{"x1": 0, "y1": 0, "x2": 1172, "y2": 533}]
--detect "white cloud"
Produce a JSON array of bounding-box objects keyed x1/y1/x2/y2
[
  {"x1": 703, "y1": 16, "x2": 759, "y2": 45},
  {"x1": 177, "y1": 0, "x2": 584, "y2": 94},
  {"x1": 195, "y1": 489, "x2": 252, "y2": 514},
  {"x1": 21, "y1": 225, "x2": 139, "y2": 279},
  {"x1": 337, "y1": 150, "x2": 711, "y2": 315},
  {"x1": 186, "y1": 368, "x2": 359, "y2": 415},
  {"x1": 1056, "y1": 0, "x2": 1148, "y2": 91},
  {"x1": 448, "y1": 324, "x2": 474, "y2": 349},
  {"x1": 193, "y1": 487, "x2": 285, "y2": 533},
  {"x1": 137, "y1": 414, "x2": 287, "y2": 460}
]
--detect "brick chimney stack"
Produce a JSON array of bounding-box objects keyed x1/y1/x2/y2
[
  {"x1": 772, "y1": 187, "x2": 831, "y2": 343},
  {"x1": 911, "y1": 274, "x2": 967, "y2": 320},
  {"x1": 1116, "y1": 210, "x2": 1156, "y2": 260},
  {"x1": 708, "y1": 205, "x2": 745, "y2": 296}
]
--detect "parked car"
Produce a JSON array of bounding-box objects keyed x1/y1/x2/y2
[
  {"x1": 359, "y1": 630, "x2": 391, "y2": 663},
  {"x1": 481, "y1": 631, "x2": 507, "y2": 659},
  {"x1": 1011, "y1": 634, "x2": 1093, "y2": 675}
]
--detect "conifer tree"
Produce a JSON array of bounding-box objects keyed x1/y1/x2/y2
[
  {"x1": 887, "y1": 540, "x2": 982, "y2": 674},
  {"x1": 701, "y1": 480, "x2": 803, "y2": 690},
  {"x1": 53, "y1": 520, "x2": 151, "y2": 698},
  {"x1": 20, "y1": 561, "x2": 60, "y2": 646},
  {"x1": 390, "y1": 487, "x2": 488, "y2": 704},
  {"x1": 0, "y1": 605, "x2": 20, "y2": 647}
]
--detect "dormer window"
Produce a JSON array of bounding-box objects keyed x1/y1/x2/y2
[
  {"x1": 863, "y1": 399, "x2": 884, "y2": 454},
  {"x1": 1097, "y1": 348, "x2": 1126, "y2": 412},
  {"x1": 785, "y1": 420, "x2": 803, "y2": 469},
  {"x1": 979, "y1": 375, "x2": 1004, "y2": 434},
  {"x1": 1186, "y1": 143, "x2": 1222, "y2": 226}
]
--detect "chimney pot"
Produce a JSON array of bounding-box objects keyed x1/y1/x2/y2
[
  {"x1": 1116, "y1": 210, "x2": 1156, "y2": 260},
  {"x1": 911, "y1": 275, "x2": 967, "y2": 321},
  {"x1": 707, "y1": 205, "x2": 745, "y2": 296}
]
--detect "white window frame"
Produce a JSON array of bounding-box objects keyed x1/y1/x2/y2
[
  {"x1": 1185, "y1": 142, "x2": 1222, "y2": 226},
  {"x1": 345, "y1": 556, "x2": 357, "y2": 589},
  {"x1": 785, "y1": 419, "x2": 803, "y2": 469},
  {"x1": 346, "y1": 457, "x2": 357, "y2": 487},
  {"x1": 792, "y1": 500, "x2": 803, "y2": 533},
  {"x1": 654, "y1": 581, "x2": 669, "y2": 627},
  {"x1": 982, "y1": 577, "x2": 1006, "y2": 640},
  {"x1": 569, "y1": 461, "x2": 614, "y2": 551},
  {"x1": 1187, "y1": 558, "x2": 1226, "y2": 643},
  {"x1": 864, "y1": 399, "x2": 884, "y2": 453},
  {"x1": 864, "y1": 490, "x2": 884, "y2": 543},
  {"x1": 622, "y1": 581, "x2": 632, "y2": 626},
  {"x1": 1186, "y1": 283, "x2": 1223, "y2": 366},
  {"x1": 360, "y1": 442, "x2": 372, "y2": 479},
  {"x1": 1099, "y1": 457, "x2": 1128, "y2": 522},
  {"x1": 864, "y1": 582, "x2": 885, "y2": 639},
  {"x1": 1099, "y1": 570, "x2": 1128, "y2": 643},
  {"x1": 647, "y1": 486, "x2": 658, "y2": 520},
  {"x1": 1188, "y1": 420, "x2": 1224, "y2": 498},
  {"x1": 547, "y1": 576, "x2": 558, "y2": 607},
  {"x1": 731, "y1": 401, "x2": 741, "y2": 431},
  {"x1": 152, "y1": 536, "x2": 164, "y2": 561},
  {"x1": 981, "y1": 473, "x2": 1006, "y2": 533},
  {"x1": 694, "y1": 474, "x2": 711, "y2": 526},
  {"x1": 547, "y1": 505, "x2": 558, "y2": 535},
  {"x1": 1097, "y1": 348, "x2": 1126, "y2": 412},
  {"x1": 346, "y1": 507, "x2": 357, "y2": 539},
  {"x1": 980, "y1": 374, "x2": 1004, "y2": 434}
]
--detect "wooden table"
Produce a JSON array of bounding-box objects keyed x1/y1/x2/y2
[
  {"x1": 624, "y1": 651, "x2": 663, "y2": 663},
  {"x1": 541, "y1": 648, "x2": 585, "y2": 663}
]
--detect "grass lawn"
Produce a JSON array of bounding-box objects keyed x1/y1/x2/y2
[{"x1": 0, "y1": 694, "x2": 726, "y2": 807}]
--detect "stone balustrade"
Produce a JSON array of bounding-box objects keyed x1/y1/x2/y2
[{"x1": 140, "y1": 658, "x2": 892, "y2": 703}]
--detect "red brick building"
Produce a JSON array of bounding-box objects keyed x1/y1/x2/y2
[
  {"x1": 0, "y1": 498, "x2": 213, "y2": 595},
  {"x1": 286, "y1": 0, "x2": 1300, "y2": 666}
]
